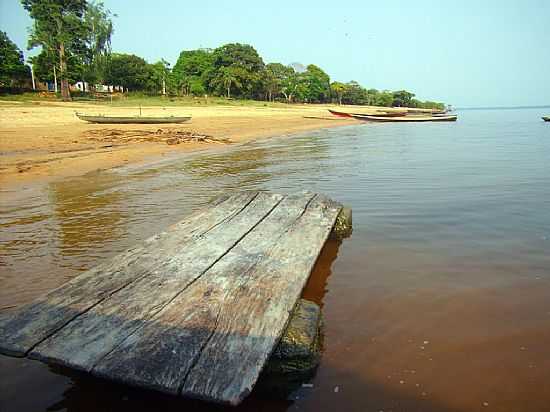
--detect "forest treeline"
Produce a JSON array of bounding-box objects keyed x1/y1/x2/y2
[{"x1": 0, "y1": 0, "x2": 444, "y2": 109}]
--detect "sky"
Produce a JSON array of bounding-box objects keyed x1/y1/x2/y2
[{"x1": 1, "y1": 0, "x2": 549, "y2": 107}]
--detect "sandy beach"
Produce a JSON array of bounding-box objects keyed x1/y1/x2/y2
[{"x1": 0, "y1": 101, "x2": 358, "y2": 189}]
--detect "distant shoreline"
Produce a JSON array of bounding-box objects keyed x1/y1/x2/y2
[{"x1": 456, "y1": 105, "x2": 550, "y2": 110}]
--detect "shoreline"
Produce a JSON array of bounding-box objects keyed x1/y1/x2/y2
[{"x1": 0, "y1": 101, "x2": 359, "y2": 190}]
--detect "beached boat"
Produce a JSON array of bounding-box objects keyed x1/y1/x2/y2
[
  {"x1": 329, "y1": 109, "x2": 406, "y2": 118},
  {"x1": 352, "y1": 114, "x2": 458, "y2": 122},
  {"x1": 405, "y1": 108, "x2": 446, "y2": 115},
  {"x1": 76, "y1": 112, "x2": 192, "y2": 124},
  {"x1": 328, "y1": 109, "x2": 354, "y2": 118},
  {"x1": 542, "y1": 116, "x2": 550, "y2": 122}
]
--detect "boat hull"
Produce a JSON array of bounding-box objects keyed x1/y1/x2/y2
[
  {"x1": 328, "y1": 109, "x2": 353, "y2": 118},
  {"x1": 329, "y1": 109, "x2": 407, "y2": 118},
  {"x1": 352, "y1": 114, "x2": 457, "y2": 122},
  {"x1": 543, "y1": 116, "x2": 550, "y2": 122},
  {"x1": 76, "y1": 114, "x2": 192, "y2": 124}
]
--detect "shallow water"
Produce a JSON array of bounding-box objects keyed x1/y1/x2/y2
[{"x1": 1, "y1": 108, "x2": 550, "y2": 411}]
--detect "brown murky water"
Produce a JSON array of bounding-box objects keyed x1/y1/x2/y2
[{"x1": 1, "y1": 108, "x2": 550, "y2": 411}]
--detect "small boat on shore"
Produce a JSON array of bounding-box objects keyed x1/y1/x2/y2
[
  {"x1": 328, "y1": 109, "x2": 353, "y2": 118},
  {"x1": 352, "y1": 114, "x2": 457, "y2": 122},
  {"x1": 76, "y1": 112, "x2": 192, "y2": 124},
  {"x1": 542, "y1": 116, "x2": 550, "y2": 122},
  {"x1": 329, "y1": 109, "x2": 406, "y2": 118}
]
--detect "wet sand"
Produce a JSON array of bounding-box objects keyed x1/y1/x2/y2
[{"x1": 0, "y1": 101, "x2": 358, "y2": 188}]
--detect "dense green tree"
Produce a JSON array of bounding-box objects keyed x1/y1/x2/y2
[
  {"x1": 22, "y1": 0, "x2": 88, "y2": 100},
  {"x1": 280, "y1": 68, "x2": 302, "y2": 103},
  {"x1": 365, "y1": 88, "x2": 379, "y2": 105},
  {"x1": 171, "y1": 49, "x2": 214, "y2": 95},
  {"x1": 342, "y1": 81, "x2": 368, "y2": 105},
  {"x1": 392, "y1": 90, "x2": 415, "y2": 107},
  {"x1": 81, "y1": 0, "x2": 114, "y2": 85},
  {"x1": 211, "y1": 43, "x2": 264, "y2": 98},
  {"x1": 105, "y1": 53, "x2": 150, "y2": 91},
  {"x1": 0, "y1": 31, "x2": 30, "y2": 87},
  {"x1": 262, "y1": 63, "x2": 293, "y2": 101},
  {"x1": 330, "y1": 81, "x2": 346, "y2": 105},
  {"x1": 30, "y1": 48, "x2": 82, "y2": 84},
  {"x1": 189, "y1": 78, "x2": 206, "y2": 96},
  {"x1": 302, "y1": 64, "x2": 330, "y2": 102},
  {"x1": 374, "y1": 90, "x2": 394, "y2": 107},
  {"x1": 210, "y1": 66, "x2": 245, "y2": 98},
  {"x1": 291, "y1": 73, "x2": 310, "y2": 102}
]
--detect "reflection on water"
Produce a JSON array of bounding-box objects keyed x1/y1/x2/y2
[
  {"x1": 50, "y1": 174, "x2": 127, "y2": 262},
  {"x1": 1, "y1": 108, "x2": 550, "y2": 412}
]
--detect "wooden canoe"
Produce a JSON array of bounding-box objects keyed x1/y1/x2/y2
[
  {"x1": 328, "y1": 109, "x2": 353, "y2": 118},
  {"x1": 352, "y1": 114, "x2": 457, "y2": 122},
  {"x1": 542, "y1": 116, "x2": 550, "y2": 122},
  {"x1": 329, "y1": 109, "x2": 406, "y2": 118},
  {"x1": 76, "y1": 113, "x2": 192, "y2": 124},
  {"x1": 405, "y1": 108, "x2": 446, "y2": 114}
]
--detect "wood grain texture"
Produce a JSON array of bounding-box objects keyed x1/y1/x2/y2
[
  {"x1": 0, "y1": 191, "x2": 346, "y2": 406},
  {"x1": 0, "y1": 191, "x2": 257, "y2": 356},
  {"x1": 28, "y1": 192, "x2": 283, "y2": 370},
  {"x1": 91, "y1": 192, "x2": 318, "y2": 395},
  {"x1": 181, "y1": 194, "x2": 342, "y2": 404}
]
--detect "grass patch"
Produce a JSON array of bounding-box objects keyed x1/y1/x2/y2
[{"x1": 0, "y1": 91, "x2": 294, "y2": 109}]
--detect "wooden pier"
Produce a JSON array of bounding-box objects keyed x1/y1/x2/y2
[{"x1": 0, "y1": 191, "x2": 351, "y2": 405}]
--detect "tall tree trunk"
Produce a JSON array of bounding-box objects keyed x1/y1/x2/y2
[
  {"x1": 53, "y1": 64, "x2": 58, "y2": 93},
  {"x1": 227, "y1": 85, "x2": 230, "y2": 98},
  {"x1": 59, "y1": 42, "x2": 71, "y2": 101}
]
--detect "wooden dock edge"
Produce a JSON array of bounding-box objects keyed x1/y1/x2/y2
[
  {"x1": 0, "y1": 192, "x2": 353, "y2": 404},
  {"x1": 261, "y1": 204, "x2": 352, "y2": 396}
]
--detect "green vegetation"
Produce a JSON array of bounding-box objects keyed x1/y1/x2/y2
[
  {"x1": 1, "y1": 0, "x2": 445, "y2": 109},
  {"x1": 22, "y1": 0, "x2": 90, "y2": 100},
  {"x1": 104, "y1": 53, "x2": 150, "y2": 91},
  {"x1": 0, "y1": 31, "x2": 30, "y2": 87}
]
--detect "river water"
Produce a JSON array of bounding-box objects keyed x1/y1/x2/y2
[{"x1": 1, "y1": 108, "x2": 550, "y2": 412}]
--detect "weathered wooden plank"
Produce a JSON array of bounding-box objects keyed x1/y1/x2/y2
[
  {"x1": 28, "y1": 192, "x2": 283, "y2": 371},
  {"x1": 0, "y1": 191, "x2": 257, "y2": 357},
  {"x1": 91, "y1": 192, "x2": 319, "y2": 395},
  {"x1": 181, "y1": 194, "x2": 342, "y2": 404}
]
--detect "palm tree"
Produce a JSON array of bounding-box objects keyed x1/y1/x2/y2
[{"x1": 212, "y1": 66, "x2": 242, "y2": 98}]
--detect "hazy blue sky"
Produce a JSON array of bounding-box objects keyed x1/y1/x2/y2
[{"x1": 1, "y1": 0, "x2": 549, "y2": 107}]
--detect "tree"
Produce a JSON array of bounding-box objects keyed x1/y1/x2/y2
[
  {"x1": 171, "y1": 49, "x2": 214, "y2": 95},
  {"x1": 30, "y1": 48, "x2": 82, "y2": 84},
  {"x1": 374, "y1": 90, "x2": 394, "y2": 107},
  {"x1": 81, "y1": 0, "x2": 114, "y2": 86},
  {"x1": 0, "y1": 31, "x2": 30, "y2": 87},
  {"x1": 210, "y1": 66, "x2": 243, "y2": 98},
  {"x1": 280, "y1": 68, "x2": 300, "y2": 103},
  {"x1": 148, "y1": 59, "x2": 170, "y2": 94},
  {"x1": 342, "y1": 81, "x2": 368, "y2": 105},
  {"x1": 22, "y1": 0, "x2": 88, "y2": 100},
  {"x1": 105, "y1": 53, "x2": 150, "y2": 91},
  {"x1": 261, "y1": 65, "x2": 277, "y2": 102},
  {"x1": 365, "y1": 88, "x2": 379, "y2": 105},
  {"x1": 330, "y1": 81, "x2": 347, "y2": 105},
  {"x1": 211, "y1": 43, "x2": 264, "y2": 98},
  {"x1": 392, "y1": 90, "x2": 415, "y2": 107},
  {"x1": 302, "y1": 64, "x2": 330, "y2": 102},
  {"x1": 262, "y1": 62, "x2": 293, "y2": 101}
]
